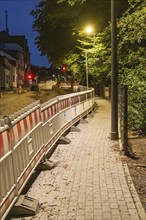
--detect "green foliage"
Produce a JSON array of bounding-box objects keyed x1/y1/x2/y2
[
  {"x1": 65, "y1": 0, "x2": 146, "y2": 133},
  {"x1": 62, "y1": 27, "x2": 111, "y2": 86},
  {"x1": 31, "y1": 0, "x2": 146, "y2": 133},
  {"x1": 63, "y1": 52, "x2": 84, "y2": 81},
  {"x1": 31, "y1": 0, "x2": 128, "y2": 65},
  {"x1": 64, "y1": 0, "x2": 146, "y2": 133},
  {"x1": 118, "y1": 0, "x2": 146, "y2": 133}
]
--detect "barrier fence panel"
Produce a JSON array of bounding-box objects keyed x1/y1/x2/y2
[
  {"x1": 0, "y1": 89, "x2": 95, "y2": 220},
  {"x1": 0, "y1": 101, "x2": 44, "y2": 220},
  {"x1": 58, "y1": 96, "x2": 72, "y2": 133},
  {"x1": 41, "y1": 97, "x2": 61, "y2": 155},
  {"x1": 0, "y1": 120, "x2": 17, "y2": 220},
  {"x1": 79, "y1": 90, "x2": 94, "y2": 118}
]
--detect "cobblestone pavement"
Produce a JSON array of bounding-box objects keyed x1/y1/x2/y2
[{"x1": 11, "y1": 98, "x2": 146, "y2": 220}]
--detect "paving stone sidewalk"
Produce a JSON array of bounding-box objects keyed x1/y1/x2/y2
[{"x1": 12, "y1": 98, "x2": 146, "y2": 220}]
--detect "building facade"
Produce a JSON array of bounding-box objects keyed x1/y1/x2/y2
[{"x1": 0, "y1": 30, "x2": 31, "y2": 90}]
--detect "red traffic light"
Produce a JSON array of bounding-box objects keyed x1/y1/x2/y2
[
  {"x1": 28, "y1": 74, "x2": 32, "y2": 79},
  {"x1": 26, "y1": 72, "x2": 34, "y2": 80},
  {"x1": 62, "y1": 66, "x2": 66, "y2": 71},
  {"x1": 60, "y1": 64, "x2": 67, "y2": 72}
]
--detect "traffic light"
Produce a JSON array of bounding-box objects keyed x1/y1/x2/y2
[
  {"x1": 60, "y1": 64, "x2": 67, "y2": 72},
  {"x1": 26, "y1": 72, "x2": 34, "y2": 80},
  {"x1": 62, "y1": 66, "x2": 66, "y2": 72},
  {"x1": 27, "y1": 74, "x2": 33, "y2": 80}
]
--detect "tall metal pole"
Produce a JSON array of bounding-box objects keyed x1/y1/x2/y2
[
  {"x1": 93, "y1": 33, "x2": 96, "y2": 95},
  {"x1": 0, "y1": 60, "x2": 2, "y2": 98},
  {"x1": 85, "y1": 50, "x2": 88, "y2": 88},
  {"x1": 111, "y1": 0, "x2": 119, "y2": 140},
  {"x1": 5, "y1": 10, "x2": 9, "y2": 33}
]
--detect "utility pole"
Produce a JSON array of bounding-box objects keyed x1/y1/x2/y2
[
  {"x1": 0, "y1": 60, "x2": 2, "y2": 98},
  {"x1": 111, "y1": 0, "x2": 119, "y2": 140},
  {"x1": 5, "y1": 10, "x2": 9, "y2": 33},
  {"x1": 85, "y1": 50, "x2": 88, "y2": 88}
]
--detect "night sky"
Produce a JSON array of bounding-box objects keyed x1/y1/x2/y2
[{"x1": 0, "y1": 0, "x2": 50, "y2": 67}]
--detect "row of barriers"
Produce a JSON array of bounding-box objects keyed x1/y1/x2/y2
[{"x1": 0, "y1": 89, "x2": 94, "y2": 220}]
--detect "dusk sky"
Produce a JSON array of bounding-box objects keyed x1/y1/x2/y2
[{"x1": 0, "y1": 0, "x2": 50, "y2": 67}]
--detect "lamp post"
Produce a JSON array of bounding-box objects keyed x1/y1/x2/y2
[
  {"x1": 84, "y1": 26, "x2": 94, "y2": 89},
  {"x1": 0, "y1": 60, "x2": 2, "y2": 98},
  {"x1": 85, "y1": 50, "x2": 89, "y2": 88},
  {"x1": 111, "y1": 0, "x2": 119, "y2": 140}
]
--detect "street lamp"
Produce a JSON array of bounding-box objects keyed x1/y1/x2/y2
[
  {"x1": 111, "y1": 0, "x2": 119, "y2": 140},
  {"x1": 85, "y1": 26, "x2": 93, "y2": 35},
  {"x1": 84, "y1": 26, "x2": 94, "y2": 89},
  {"x1": 85, "y1": 50, "x2": 89, "y2": 88}
]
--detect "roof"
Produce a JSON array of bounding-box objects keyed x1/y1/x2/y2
[
  {"x1": 0, "y1": 30, "x2": 27, "y2": 48},
  {"x1": 0, "y1": 49, "x2": 17, "y2": 61}
]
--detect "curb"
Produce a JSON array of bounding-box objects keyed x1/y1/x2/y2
[
  {"x1": 123, "y1": 161, "x2": 146, "y2": 220},
  {"x1": 119, "y1": 138, "x2": 146, "y2": 220}
]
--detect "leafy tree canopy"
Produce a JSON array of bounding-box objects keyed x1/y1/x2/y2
[
  {"x1": 31, "y1": 0, "x2": 128, "y2": 65},
  {"x1": 117, "y1": 0, "x2": 146, "y2": 132},
  {"x1": 63, "y1": 0, "x2": 146, "y2": 132}
]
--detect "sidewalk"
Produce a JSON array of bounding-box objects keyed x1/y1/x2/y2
[{"x1": 12, "y1": 98, "x2": 146, "y2": 220}]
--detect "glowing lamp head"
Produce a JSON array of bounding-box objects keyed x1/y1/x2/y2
[{"x1": 85, "y1": 26, "x2": 94, "y2": 35}]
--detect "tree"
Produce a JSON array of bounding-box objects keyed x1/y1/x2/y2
[
  {"x1": 30, "y1": 0, "x2": 128, "y2": 65},
  {"x1": 63, "y1": 0, "x2": 146, "y2": 133},
  {"x1": 118, "y1": 0, "x2": 146, "y2": 133}
]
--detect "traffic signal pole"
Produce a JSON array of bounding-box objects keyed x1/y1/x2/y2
[{"x1": 111, "y1": 0, "x2": 119, "y2": 140}]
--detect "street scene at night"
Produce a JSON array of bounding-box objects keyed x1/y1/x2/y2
[{"x1": 0, "y1": 0, "x2": 146, "y2": 220}]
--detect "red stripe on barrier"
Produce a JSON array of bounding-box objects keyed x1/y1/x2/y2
[
  {"x1": 11, "y1": 127, "x2": 16, "y2": 145},
  {"x1": 51, "y1": 107, "x2": 53, "y2": 117},
  {"x1": 38, "y1": 109, "x2": 41, "y2": 121},
  {"x1": 34, "y1": 111, "x2": 38, "y2": 125},
  {"x1": 17, "y1": 123, "x2": 22, "y2": 140},
  {"x1": 51, "y1": 106, "x2": 53, "y2": 117},
  {"x1": 52, "y1": 105, "x2": 54, "y2": 116},
  {"x1": 47, "y1": 109, "x2": 49, "y2": 119},
  {"x1": 48, "y1": 108, "x2": 50, "y2": 119},
  {"x1": 6, "y1": 131, "x2": 11, "y2": 151},
  {"x1": 42, "y1": 111, "x2": 45, "y2": 123},
  {"x1": 0, "y1": 133, "x2": 4, "y2": 157},
  {"x1": 29, "y1": 114, "x2": 33, "y2": 128},
  {"x1": 23, "y1": 117, "x2": 28, "y2": 132}
]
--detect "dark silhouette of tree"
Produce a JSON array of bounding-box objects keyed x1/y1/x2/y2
[{"x1": 30, "y1": 0, "x2": 128, "y2": 65}]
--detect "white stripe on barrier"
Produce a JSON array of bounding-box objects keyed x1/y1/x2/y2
[
  {"x1": 0, "y1": 130, "x2": 11, "y2": 157},
  {"x1": 0, "y1": 89, "x2": 94, "y2": 220}
]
